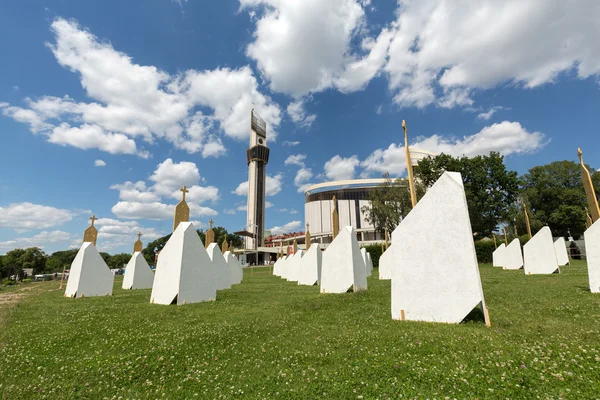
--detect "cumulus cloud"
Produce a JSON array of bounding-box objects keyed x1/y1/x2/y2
[
  {"x1": 241, "y1": 0, "x2": 389, "y2": 96},
  {"x1": 282, "y1": 141, "x2": 300, "y2": 146},
  {"x1": 361, "y1": 121, "x2": 546, "y2": 176},
  {"x1": 233, "y1": 173, "x2": 283, "y2": 196},
  {"x1": 284, "y1": 154, "x2": 306, "y2": 167},
  {"x1": 384, "y1": 0, "x2": 600, "y2": 108},
  {"x1": 0, "y1": 230, "x2": 72, "y2": 251},
  {"x1": 270, "y1": 220, "x2": 302, "y2": 234},
  {"x1": 95, "y1": 217, "x2": 164, "y2": 243},
  {"x1": 0, "y1": 18, "x2": 281, "y2": 157},
  {"x1": 324, "y1": 155, "x2": 360, "y2": 180},
  {"x1": 287, "y1": 99, "x2": 316, "y2": 128},
  {"x1": 294, "y1": 167, "x2": 313, "y2": 193},
  {"x1": 110, "y1": 158, "x2": 219, "y2": 219},
  {"x1": 0, "y1": 203, "x2": 76, "y2": 231},
  {"x1": 94, "y1": 159, "x2": 106, "y2": 167}
]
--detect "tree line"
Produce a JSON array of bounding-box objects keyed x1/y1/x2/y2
[
  {"x1": 363, "y1": 152, "x2": 600, "y2": 241},
  {"x1": 1, "y1": 227, "x2": 242, "y2": 278}
]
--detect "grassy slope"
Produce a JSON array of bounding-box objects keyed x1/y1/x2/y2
[{"x1": 1, "y1": 262, "x2": 599, "y2": 399}]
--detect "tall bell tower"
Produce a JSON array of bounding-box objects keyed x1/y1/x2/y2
[{"x1": 246, "y1": 109, "x2": 269, "y2": 250}]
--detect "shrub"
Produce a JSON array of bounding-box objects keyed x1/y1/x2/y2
[
  {"x1": 22, "y1": 278, "x2": 32, "y2": 283},
  {"x1": 2, "y1": 278, "x2": 18, "y2": 286},
  {"x1": 474, "y1": 240, "x2": 495, "y2": 264},
  {"x1": 361, "y1": 244, "x2": 383, "y2": 268}
]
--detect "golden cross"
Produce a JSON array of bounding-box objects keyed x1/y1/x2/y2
[
  {"x1": 90, "y1": 215, "x2": 97, "y2": 227},
  {"x1": 578, "y1": 147, "x2": 583, "y2": 162},
  {"x1": 180, "y1": 186, "x2": 189, "y2": 201},
  {"x1": 402, "y1": 119, "x2": 407, "y2": 138},
  {"x1": 306, "y1": 222, "x2": 310, "y2": 229},
  {"x1": 209, "y1": 219, "x2": 214, "y2": 229},
  {"x1": 137, "y1": 232, "x2": 142, "y2": 241}
]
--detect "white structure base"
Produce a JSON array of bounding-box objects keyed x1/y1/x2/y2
[
  {"x1": 492, "y1": 243, "x2": 506, "y2": 267},
  {"x1": 523, "y1": 227, "x2": 560, "y2": 275},
  {"x1": 150, "y1": 222, "x2": 216, "y2": 305},
  {"x1": 360, "y1": 248, "x2": 373, "y2": 277},
  {"x1": 553, "y1": 237, "x2": 569, "y2": 266},
  {"x1": 278, "y1": 256, "x2": 290, "y2": 279},
  {"x1": 273, "y1": 256, "x2": 283, "y2": 277},
  {"x1": 224, "y1": 251, "x2": 243, "y2": 285},
  {"x1": 391, "y1": 172, "x2": 488, "y2": 324},
  {"x1": 122, "y1": 252, "x2": 154, "y2": 290},
  {"x1": 503, "y1": 239, "x2": 523, "y2": 270},
  {"x1": 286, "y1": 250, "x2": 305, "y2": 282},
  {"x1": 379, "y1": 247, "x2": 392, "y2": 280},
  {"x1": 298, "y1": 245, "x2": 322, "y2": 286},
  {"x1": 320, "y1": 226, "x2": 367, "y2": 294},
  {"x1": 584, "y1": 221, "x2": 600, "y2": 293},
  {"x1": 65, "y1": 242, "x2": 114, "y2": 298}
]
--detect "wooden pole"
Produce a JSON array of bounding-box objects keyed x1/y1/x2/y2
[
  {"x1": 523, "y1": 203, "x2": 532, "y2": 239},
  {"x1": 59, "y1": 265, "x2": 66, "y2": 290},
  {"x1": 492, "y1": 235, "x2": 497, "y2": 249},
  {"x1": 502, "y1": 226, "x2": 508, "y2": 245},
  {"x1": 403, "y1": 120, "x2": 418, "y2": 208},
  {"x1": 578, "y1": 148, "x2": 600, "y2": 223}
]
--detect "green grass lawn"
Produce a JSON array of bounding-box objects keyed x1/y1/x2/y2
[{"x1": 1, "y1": 262, "x2": 600, "y2": 399}]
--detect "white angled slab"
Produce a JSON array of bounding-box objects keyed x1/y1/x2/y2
[
  {"x1": 379, "y1": 247, "x2": 392, "y2": 280},
  {"x1": 207, "y1": 243, "x2": 231, "y2": 290},
  {"x1": 523, "y1": 226, "x2": 560, "y2": 275},
  {"x1": 360, "y1": 248, "x2": 373, "y2": 277},
  {"x1": 286, "y1": 250, "x2": 305, "y2": 282},
  {"x1": 391, "y1": 172, "x2": 488, "y2": 324},
  {"x1": 492, "y1": 243, "x2": 506, "y2": 267},
  {"x1": 553, "y1": 237, "x2": 569, "y2": 266},
  {"x1": 503, "y1": 239, "x2": 523, "y2": 270},
  {"x1": 65, "y1": 242, "x2": 114, "y2": 298},
  {"x1": 298, "y1": 245, "x2": 322, "y2": 286},
  {"x1": 273, "y1": 257, "x2": 283, "y2": 276},
  {"x1": 122, "y1": 251, "x2": 154, "y2": 290},
  {"x1": 320, "y1": 226, "x2": 368, "y2": 293},
  {"x1": 224, "y1": 251, "x2": 243, "y2": 285},
  {"x1": 278, "y1": 255, "x2": 290, "y2": 279},
  {"x1": 150, "y1": 222, "x2": 216, "y2": 305},
  {"x1": 585, "y1": 221, "x2": 600, "y2": 293}
]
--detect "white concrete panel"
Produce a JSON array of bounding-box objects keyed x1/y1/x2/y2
[
  {"x1": 279, "y1": 255, "x2": 290, "y2": 280},
  {"x1": 338, "y1": 200, "x2": 352, "y2": 228},
  {"x1": 584, "y1": 221, "x2": 600, "y2": 293},
  {"x1": 308, "y1": 202, "x2": 321, "y2": 234},
  {"x1": 523, "y1": 227, "x2": 560, "y2": 275},
  {"x1": 122, "y1": 251, "x2": 154, "y2": 290},
  {"x1": 321, "y1": 200, "x2": 332, "y2": 233},
  {"x1": 503, "y1": 239, "x2": 523, "y2": 270},
  {"x1": 298, "y1": 245, "x2": 322, "y2": 286},
  {"x1": 361, "y1": 248, "x2": 373, "y2": 277},
  {"x1": 273, "y1": 257, "x2": 283, "y2": 276},
  {"x1": 391, "y1": 172, "x2": 487, "y2": 324},
  {"x1": 207, "y1": 243, "x2": 231, "y2": 290},
  {"x1": 554, "y1": 237, "x2": 569, "y2": 266},
  {"x1": 286, "y1": 250, "x2": 305, "y2": 282},
  {"x1": 150, "y1": 222, "x2": 217, "y2": 305},
  {"x1": 320, "y1": 226, "x2": 368, "y2": 293},
  {"x1": 65, "y1": 242, "x2": 114, "y2": 298},
  {"x1": 224, "y1": 251, "x2": 243, "y2": 285},
  {"x1": 379, "y1": 247, "x2": 392, "y2": 280},
  {"x1": 349, "y1": 200, "x2": 357, "y2": 228},
  {"x1": 492, "y1": 244, "x2": 506, "y2": 267}
]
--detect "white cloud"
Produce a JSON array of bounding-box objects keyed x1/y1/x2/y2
[
  {"x1": 290, "y1": 210, "x2": 299, "y2": 215},
  {"x1": 0, "y1": 230, "x2": 72, "y2": 251},
  {"x1": 150, "y1": 158, "x2": 200, "y2": 195},
  {"x1": 96, "y1": 218, "x2": 163, "y2": 241},
  {"x1": 324, "y1": 155, "x2": 360, "y2": 181},
  {"x1": 233, "y1": 173, "x2": 283, "y2": 196},
  {"x1": 282, "y1": 141, "x2": 300, "y2": 147},
  {"x1": 241, "y1": 0, "x2": 387, "y2": 96},
  {"x1": 287, "y1": 99, "x2": 317, "y2": 128},
  {"x1": 0, "y1": 18, "x2": 282, "y2": 157},
  {"x1": 477, "y1": 106, "x2": 506, "y2": 121},
  {"x1": 361, "y1": 121, "x2": 546, "y2": 176},
  {"x1": 294, "y1": 167, "x2": 313, "y2": 193},
  {"x1": 270, "y1": 220, "x2": 301, "y2": 234},
  {"x1": 110, "y1": 181, "x2": 160, "y2": 203},
  {"x1": 94, "y1": 159, "x2": 106, "y2": 167},
  {"x1": 284, "y1": 154, "x2": 306, "y2": 167},
  {"x1": 384, "y1": 0, "x2": 600, "y2": 108},
  {"x1": 224, "y1": 209, "x2": 236, "y2": 215},
  {"x1": 236, "y1": 204, "x2": 247, "y2": 212},
  {"x1": 265, "y1": 201, "x2": 273, "y2": 209},
  {"x1": 0, "y1": 203, "x2": 75, "y2": 231},
  {"x1": 169, "y1": 185, "x2": 219, "y2": 204},
  {"x1": 111, "y1": 201, "x2": 217, "y2": 220}
]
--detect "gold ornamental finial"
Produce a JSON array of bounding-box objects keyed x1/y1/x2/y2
[
  {"x1": 173, "y1": 186, "x2": 190, "y2": 231},
  {"x1": 403, "y1": 120, "x2": 418, "y2": 208},
  {"x1": 83, "y1": 215, "x2": 99, "y2": 245},
  {"x1": 209, "y1": 219, "x2": 214, "y2": 229},
  {"x1": 578, "y1": 148, "x2": 600, "y2": 223},
  {"x1": 133, "y1": 231, "x2": 143, "y2": 253},
  {"x1": 331, "y1": 195, "x2": 339, "y2": 239},
  {"x1": 523, "y1": 203, "x2": 532, "y2": 239},
  {"x1": 90, "y1": 215, "x2": 97, "y2": 226},
  {"x1": 180, "y1": 186, "x2": 189, "y2": 201}
]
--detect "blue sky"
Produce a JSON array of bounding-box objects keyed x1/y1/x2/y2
[{"x1": 1, "y1": 0, "x2": 600, "y2": 254}]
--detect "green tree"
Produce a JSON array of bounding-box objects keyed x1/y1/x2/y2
[
  {"x1": 17, "y1": 248, "x2": 47, "y2": 274},
  {"x1": 46, "y1": 249, "x2": 78, "y2": 273},
  {"x1": 361, "y1": 173, "x2": 425, "y2": 234},
  {"x1": 107, "y1": 253, "x2": 131, "y2": 269},
  {"x1": 416, "y1": 152, "x2": 519, "y2": 237}
]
